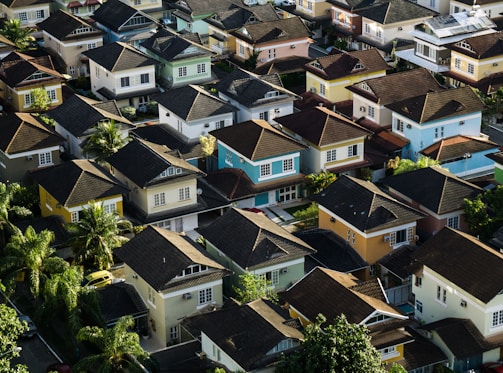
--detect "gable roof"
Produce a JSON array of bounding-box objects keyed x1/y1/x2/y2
[
  {"x1": 30, "y1": 159, "x2": 128, "y2": 207},
  {"x1": 450, "y1": 30, "x2": 503, "y2": 59},
  {"x1": 356, "y1": 0, "x2": 437, "y2": 24},
  {"x1": 97, "y1": 282, "x2": 148, "y2": 326},
  {"x1": 381, "y1": 166, "x2": 482, "y2": 215},
  {"x1": 314, "y1": 175, "x2": 425, "y2": 233},
  {"x1": 114, "y1": 225, "x2": 229, "y2": 292},
  {"x1": 378, "y1": 244, "x2": 416, "y2": 280},
  {"x1": 47, "y1": 94, "x2": 132, "y2": 137},
  {"x1": 422, "y1": 10, "x2": 496, "y2": 39},
  {"x1": 37, "y1": 10, "x2": 102, "y2": 41},
  {"x1": 155, "y1": 85, "x2": 237, "y2": 121},
  {"x1": 173, "y1": 0, "x2": 237, "y2": 17},
  {"x1": 304, "y1": 48, "x2": 389, "y2": 80},
  {"x1": 385, "y1": 86, "x2": 484, "y2": 123},
  {"x1": 106, "y1": 137, "x2": 204, "y2": 188},
  {"x1": 231, "y1": 16, "x2": 311, "y2": 44},
  {"x1": 327, "y1": 0, "x2": 379, "y2": 11},
  {"x1": 420, "y1": 135, "x2": 498, "y2": 161},
  {"x1": 0, "y1": 112, "x2": 63, "y2": 154},
  {"x1": 0, "y1": 0, "x2": 49, "y2": 8},
  {"x1": 275, "y1": 106, "x2": 371, "y2": 147},
  {"x1": 0, "y1": 51, "x2": 62, "y2": 87},
  {"x1": 197, "y1": 208, "x2": 315, "y2": 270},
  {"x1": 205, "y1": 4, "x2": 279, "y2": 31},
  {"x1": 83, "y1": 42, "x2": 157, "y2": 72},
  {"x1": 92, "y1": 0, "x2": 157, "y2": 31},
  {"x1": 210, "y1": 119, "x2": 306, "y2": 160},
  {"x1": 181, "y1": 298, "x2": 304, "y2": 371},
  {"x1": 411, "y1": 227, "x2": 503, "y2": 303}
]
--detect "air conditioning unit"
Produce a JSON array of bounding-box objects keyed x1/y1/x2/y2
[
  {"x1": 383, "y1": 235, "x2": 390, "y2": 242},
  {"x1": 493, "y1": 62, "x2": 499, "y2": 67},
  {"x1": 290, "y1": 44, "x2": 296, "y2": 49},
  {"x1": 309, "y1": 87, "x2": 316, "y2": 93},
  {"x1": 460, "y1": 299, "x2": 467, "y2": 308},
  {"x1": 360, "y1": 106, "x2": 366, "y2": 112},
  {"x1": 274, "y1": 108, "x2": 280, "y2": 114},
  {"x1": 182, "y1": 293, "x2": 192, "y2": 300},
  {"x1": 260, "y1": 58, "x2": 266, "y2": 62},
  {"x1": 398, "y1": 26, "x2": 403, "y2": 31},
  {"x1": 26, "y1": 155, "x2": 33, "y2": 161},
  {"x1": 281, "y1": 268, "x2": 288, "y2": 274}
]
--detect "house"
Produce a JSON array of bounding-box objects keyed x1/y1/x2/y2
[
  {"x1": 281, "y1": 267, "x2": 446, "y2": 369},
  {"x1": 381, "y1": 166, "x2": 482, "y2": 240},
  {"x1": 214, "y1": 68, "x2": 300, "y2": 125},
  {"x1": 51, "y1": 0, "x2": 103, "y2": 18},
  {"x1": 410, "y1": 227, "x2": 503, "y2": 371},
  {"x1": 304, "y1": 48, "x2": 389, "y2": 103},
  {"x1": 0, "y1": 51, "x2": 63, "y2": 112},
  {"x1": 231, "y1": 16, "x2": 312, "y2": 68},
  {"x1": 486, "y1": 151, "x2": 503, "y2": 184},
  {"x1": 0, "y1": 0, "x2": 50, "y2": 29},
  {"x1": 114, "y1": 225, "x2": 231, "y2": 346},
  {"x1": 30, "y1": 159, "x2": 128, "y2": 223},
  {"x1": 205, "y1": 3, "x2": 279, "y2": 58},
  {"x1": 313, "y1": 175, "x2": 425, "y2": 275},
  {"x1": 285, "y1": 0, "x2": 332, "y2": 40},
  {"x1": 0, "y1": 35, "x2": 15, "y2": 60},
  {"x1": 37, "y1": 10, "x2": 103, "y2": 78},
  {"x1": 155, "y1": 85, "x2": 237, "y2": 141},
  {"x1": 47, "y1": 94, "x2": 133, "y2": 159},
  {"x1": 118, "y1": 0, "x2": 165, "y2": 21},
  {"x1": 91, "y1": 0, "x2": 159, "y2": 46},
  {"x1": 83, "y1": 42, "x2": 160, "y2": 109},
  {"x1": 196, "y1": 207, "x2": 316, "y2": 295},
  {"x1": 450, "y1": 0, "x2": 503, "y2": 19},
  {"x1": 181, "y1": 298, "x2": 304, "y2": 372},
  {"x1": 346, "y1": 67, "x2": 444, "y2": 127},
  {"x1": 0, "y1": 112, "x2": 64, "y2": 183},
  {"x1": 275, "y1": 106, "x2": 373, "y2": 176},
  {"x1": 328, "y1": 0, "x2": 375, "y2": 45},
  {"x1": 140, "y1": 28, "x2": 214, "y2": 89},
  {"x1": 208, "y1": 119, "x2": 307, "y2": 208},
  {"x1": 395, "y1": 8, "x2": 496, "y2": 74}
]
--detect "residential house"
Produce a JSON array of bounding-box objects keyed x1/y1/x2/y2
[
  {"x1": 30, "y1": 159, "x2": 128, "y2": 223},
  {"x1": 444, "y1": 31, "x2": 503, "y2": 95},
  {"x1": 140, "y1": 28, "x2": 214, "y2": 89},
  {"x1": 205, "y1": 3, "x2": 279, "y2": 58},
  {"x1": 83, "y1": 42, "x2": 160, "y2": 109},
  {"x1": 0, "y1": 35, "x2": 15, "y2": 59},
  {"x1": 486, "y1": 150, "x2": 503, "y2": 184},
  {"x1": 275, "y1": 106, "x2": 373, "y2": 175},
  {"x1": 231, "y1": 16, "x2": 312, "y2": 68},
  {"x1": 346, "y1": 67, "x2": 444, "y2": 127},
  {"x1": 450, "y1": 0, "x2": 503, "y2": 19},
  {"x1": 0, "y1": 112, "x2": 64, "y2": 183},
  {"x1": 214, "y1": 68, "x2": 301, "y2": 125},
  {"x1": 416, "y1": 0, "x2": 449, "y2": 15},
  {"x1": 0, "y1": 51, "x2": 63, "y2": 112},
  {"x1": 384, "y1": 86, "x2": 486, "y2": 161},
  {"x1": 106, "y1": 137, "x2": 210, "y2": 231},
  {"x1": 286, "y1": 0, "x2": 332, "y2": 40},
  {"x1": 0, "y1": 0, "x2": 49, "y2": 30},
  {"x1": 181, "y1": 298, "x2": 304, "y2": 372},
  {"x1": 91, "y1": 0, "x2": 158, "y2": 46},
  {"x1": 328, "y1": 0, "x2": 376, "y2": 45},
  {"x1": 52, "y1": 0, "x2": 103, "y2": 18},
  {"x1": 395, "y1": 9, "x2": 496, "y2": 74},
  {"x1": 208, "y1": 119, "x2": 307, "y2": 208},
  {"x1": 114, "y1": 225, "x2": 231, "y2": 346},
  {"x1": 313, "y1": 175, "x2": 425, "y2": 275},
  {"x1": 118, "y1": 0, "x2": 165, "y2": 22},
  {"x1": 47, "y1": 94, "x2": 133, "y2": 159},
  {"x1": 37, "y1": 10, "x2": 103, "y2": 78},
  {"x1": 304, "y1": 48, "x2": 389, "y2": 103},
  {"x1": 155, "y1": 85, "x2": 237, "y2": 141},
  {"x1": 196, "y1": 207, "x2": 316, "y2": 294},
  {"x1": 281, "y1": 267, "x2": 447, "y2": 370},
  {"x1": 411, "y1": 227, "x2": 503, "y2": 371},
  {"x1": 381, "y1": 166, "x2": 482, "y2": 240}
]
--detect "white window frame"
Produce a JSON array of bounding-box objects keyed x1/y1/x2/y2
[
  {"x1": 327, "y1": 149, "x2": 337, "y2": 162},
  {"x1": 368, "y1": 105, "x2": 375, "y2": 118},
  {"x1": 39, "y1": 152, "x2": 52, "y2": 166},
  {"x1": 178, "y1": 66, "x2": 187, "y2": 77},
  {"x1": 447, "y1": 216, "x2": 459, "y2": 229},
  {"x1": 492, "y1": 310, "x2": 503, "y2": 328},
  {"x1": 468, "y1": 63, "x2": 474, "y2": 75},
  {"x1": 347, "y1": 144, "x2": 358, "y2": 157},
  {"x1": 416, "y1": 300, "x2": 423, "y2": 313},
  {"x1": 71, "y1": 211, "x2": 79, "y2": 223},
  {"x1": 198, "y1": 288, "x2": 213, "y2": 305},
  {"x1": 260, "y1": 163, "x2": 271, "y2": 177},
  {"x1": 319, "y1": 83, "x2": 326, "y2": 95},
  {"x1": 197, "y1": 63, "x2": 206, "y2": 74},
  {"x1": 178, "y1": 187, "x2": 190, "y2": 201},
  {"x1": 120, "y1": 77, "x2": 130, "y2": 87},
  {"x1": 282, "y1": 158, "x2": 293, "y2": 173},
  {"x1": 154, "y1": 192, "x2": 166, "y2": 207}
]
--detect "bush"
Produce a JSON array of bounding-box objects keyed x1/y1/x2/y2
[
  {"x1": 120, "y1": 106, "x2": 137, "y2": 121},
  {"x1": 74, "y1": 76, "x2": 91, "y2": 90},
  {"x1": 145, "y1": 101, "x2": 158, "y2": 116}
]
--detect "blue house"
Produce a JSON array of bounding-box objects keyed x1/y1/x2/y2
[{"x1": 206, "y1": 119, "x2": 307, "y2": 208}]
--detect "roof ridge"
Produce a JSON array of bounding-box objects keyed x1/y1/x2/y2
[
  {"x1": 5, "y1": 116, "x2": 24, "y2": 153},
  {"x1": 185, "y1": 90, "x2": 200, "y2": 120},
  {"x1": 111, "y1": 44, "x2": 127, "y2": 72}
]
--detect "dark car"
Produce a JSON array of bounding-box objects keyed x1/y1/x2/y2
[{"x1": 18, "y1": 315, "x2": 37, "y2": 338}]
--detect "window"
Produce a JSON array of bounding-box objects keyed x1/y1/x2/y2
[
  {"x1": 134, "y1": 0, "x2": 141, "y2": 4},
  {"x1": 389, "y1": 229, "x2": 408, "y2": 246},
  {"x1": 178, "y1": 66, "x2": 187, "y2": 77},
  {"x1": 69, "y1": 66, "x2": 75, "y2": 75},
  {"x1": 435, "y1": 127, "x2": 444, "y2": 138},
  {"x1": 468, "y1": 63, "x2": 474, "y2": 75},
  {"x1": 148, "y1": 287, "x2": 155, "y2": 305},
  {"x1": 95, "y1": 66, "x2": 100, "y2": 78},
  {"x1": 70, "y1": 7, "x2": 79, "y2": 14},
  {"x1": 225, "y1": 151, "x2": 232, "y2": 165},
  {"x1": 36, "y1": 9, "x2": 45, "y2": 19},
  {"x1": 437, "y1": 285, "x2": 447, "y2": 304},
  {"x1": 47, "y1": 89, "x2": 56, "y2": 102},
  {"x1": 178, "y1": 187, "x2": 190, "y2": 201},
  {"x1": 260, "y1": 163, "x2": 271, "y2": 177},
  {"x1": 319, "y1": 83, "x2": 326, "y2": 95},
  {"x1": 140, "y1": 73, "x2": 149, "y2": 84},
  {"x1": 39, "y1": 152, "x2": 52, "y2": 166},
  {"x1": 170, "y1": 326, "x2": 178, "y2": 341},
  {"x1": 368, "y1": 106, "x2": 375, "y2": 118},
  {"x1": 87, "y1": 42, "x2": 96, "y2": 50},
  {"x1": 283, "y1": 158, "x2": 293, "y2": 172},
  {"x1": 365, "y1": 23, "x2": 370, "y2": 34},
  {"x1": 416, "y1": 300, "x2": 423, "y2": 313},
  {"x1": 120, "y1": 77, "x2": 130, "y2": 87},
  {"x1": 279, "y1": 186, "x2": 297, "y2": 202},
  {"x1": 24, "y1": 94, "x2": 32, "y2": 107},
  {"x1": 197, "y1": 63, "x2": 206, "y2": 74},
  {"x1": 239, "y1": 44, "x2": 245, "y2": 56},
  {"x1": 429, "y1": 0, "x2": 435, "y2": 8},
  {"x1": 492, "y1": 310, "x2": 503, "y2": 327},
  {"x1": 447, "y1": 216, "x2": 459, "y2": 229},
  {"x1": 396, "y1": 119, "x2": 404, "y2": 132},
  {"x1": 415, "y1": 276, "x2": 422, "y2": 287},
  {"x1": 71, "y1": 211, "x2": 79, "y2": 223},
  {"x1": 259, "y1": 111, "x2": 269, "y2": 121},
  {"x1": 154, "y1": 192, "x2": 166, "y2": 207},
  {"x1": 265, "y1": 270, "x2": 280, "y2": 285},
  {"x1": 268, "y1": 49, "x2": 276, "y2": 59},
  {"x1": 198, "y1": 288, "x2": 213, "y2": 305},
  {"x1": 347, "y1": 144, "x2": 358, "y2": 157},
  {"x1": 454, "y1": 58, "x2": 461, "y2": 69},
  {"x1": 326, "y1": 149, "x2": 337, "y2": 162},
  {"x1": 18, "y1": 12, "x2": 27, "y2": 22},
  {"x1": 376, "y1": 29, "x2": 382, "y2": 38},
  {"x1": 88, "y1": 4, "x2": 96, "y2": 12},
  {"x1": 103, "y1": 203, "x2": 116, "y2": 214},
  {"x1": 216, "y1": 120, "x2": 224, "y2": 129}
]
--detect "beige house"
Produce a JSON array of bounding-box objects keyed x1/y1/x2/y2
[{"x1": 0, "y1": 0, "x2": 50, "y2": 29}]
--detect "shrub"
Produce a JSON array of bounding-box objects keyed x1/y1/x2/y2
[
  {"x1": 120, "y1": 106, "x2": 137, "y2": 121},
  {"x1": 145, "y1": 101, "x2": 158, "y2": 115}
]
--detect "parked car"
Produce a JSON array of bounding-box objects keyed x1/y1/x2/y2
[
  {"x1": 46, "y1": 363, "x2": 72, "y2": 373},
  {"x1": 482, "y1": 362, "x2": 503, "y2": 373},
  {"x1": 242, "y1": 207, "x2": 266, "y2": 214},
  {"x1": 18, "y1": 315, "x2": 37, "y2": 338},
  {"x1": 82, "y1": 270, "x2": 113, "y2": 289}
]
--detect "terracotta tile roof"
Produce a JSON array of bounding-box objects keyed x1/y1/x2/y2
[
  {"x1": 420, "y1": 135, "x2": 499, "y2": 161},
  {"x1": 231, "y1": 16, "x2": 311, "y2": 44}
]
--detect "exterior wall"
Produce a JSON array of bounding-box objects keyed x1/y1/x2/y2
[
  {"x1": 321, "y1": 138, "x2": 365, "y2": 171},
  {"x1": 176, "y1": 15, "x2": 211, "y2": 35},
  {"x1": 0, "y1": 146, "x2": 61, "y2": 183},
  {"x1": 361, "y1": 18, "x2": 421, "y2": 49},
  {"x1": 149, "y1": 214, "x2": 198, "y2": 233},
  {"x1": 296, "y1": 0, "x2": 331, "y2": 18},
  {"x1": 234, "y1": 38, "x2": 311, "y2": 67},
  {"x1": 0, "y1": 3, "x2": 50, "y2": 28},
  {"x1": 201, "y1": 333, "x2": 245, "y2": 372},
  {"x1": 442, "y1": 147, "x2": 497, "y2": 178},
  {"x1": 51, "y1": 0, "x2": 99, "y2": 18},
  {"x1": 495, "y1": 163, "x2": 503, "y2": 184},
  {"x1": 417, "y1": 0, "x2": 449, "y2": 15},
  {"x1": 9, "y1": 81, "x2": 62, "y2": 112},
  {"x1": 207, "y1": 24, "x2": 235, "y2": 56},
  {"x1": 450, "y1": 0, "x2": 503, "y2": 18},
  {"x1": 450, "y1": 50, "x2": 503, "y2": 83},
  {"x1": 331, "y1": 6, "x2": 362, "y2": 36},
  {"x1": 119, "y1": 0, "x2": 162, "y2": 12}
]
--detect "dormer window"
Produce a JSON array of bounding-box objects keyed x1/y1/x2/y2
[
  {"x1": 311, "y1": 61, "x2": 322, "y2": 70},
  {"x1": 365, "y1": 314, "x2": 390, "y2": 325},
  {"x1": 352, "y1": 62, "x2": 364, "y2": 71},
  {"x1": 158, "y1": 167, "x2": 182, "y2": 178},
  {"x1": 457, "y1": 40, "x2": 474, "y2": 52},
  {"x1": 177, "y1": 264, "x2": 208, "y2": 278},
  {"x1": 265, "y1": 91, "x2": 280, "y2": 98}
]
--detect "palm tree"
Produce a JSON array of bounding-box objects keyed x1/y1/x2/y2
[
  {"x1": 82, "y1": 121, "x2": 130, "y2": 164},
  {"x1": 305, "y1": 170, "x2": 336, "y2": 195},
  {"x1": 0, "y1": 182, "x2": 32, "y2": 245},
  {"x1": 74, "y1": 315, "x2": 149, "y2": 373},
  {"x1": 68, "y1": 201, "x2": 132, "y2": 270},
  {"x1": 0, "y1": 19, "x2": 35, "y2": 50}
]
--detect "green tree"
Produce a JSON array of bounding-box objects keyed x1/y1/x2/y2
[
  {"x1": 305, "y1": 170, "x2": 336, "y2": 195},
  {"x1": 0, "y1": 182, "x2": 32, "y2": 245},
  {"x1": 68, "y1": 201, "x2": 132, "y2": 270},
  {"x1": 0, "y1": 303, "x2": 28, "y2": 373},
  {"x1": 74, "y1": 315, "x2": 149, "y2": 373},
  {"x1": 82, "y1": 121, "x2": 130, "y2": 163},
  {"x1": 29, "y1": 88, "x2": 51, "y2": 111},
  {"x1": 199, "y1": 134, "x2": 216, "y2": 157},
  {"x1": 233, "y1": 272, "x2": 278, "y2": 303},
  {"x1": 0, "y1": 19, "x2": 35, "y2": 50},
  {"x1": 388, "y1": 363, "x2": 407, "y2": 373},
  {"x1": 292, "y1": 202, "x2": 318, "y2": 229},
  {"x1": 464, "y1": 185, "x2": 503, "y2": 241},
  {"x1": 478, "y1": 87, "x2": 503, "y2": 127},
  {"x1": 244, "y1": 48, "x2": 260, "y2": 71},
  {"x1": 276, "y1": 314, "x2": 386, "y2": 373},
  {"x1": 388, "y1": 156, "x2": 442, "y2": 175}
]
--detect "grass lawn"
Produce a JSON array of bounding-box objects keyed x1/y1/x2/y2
[{"x1": 284, "y1": 203, "x2": 311, "y2": 216}]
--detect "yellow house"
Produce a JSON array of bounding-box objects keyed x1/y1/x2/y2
[
  {"x1": 305, "y1": 48, "x2": 389, "y2": 103},
  {"x1": 30, "y1": 159, "x2": 128, "y2": 223}
]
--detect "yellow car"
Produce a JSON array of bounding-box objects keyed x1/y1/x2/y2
[{"x1": 82, "y1": 270, "x2": 113, "y2": 289}]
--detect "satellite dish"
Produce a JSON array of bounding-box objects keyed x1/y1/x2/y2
[{"x1": 197, "y1": 188, "x2": 203, "y2": 195}]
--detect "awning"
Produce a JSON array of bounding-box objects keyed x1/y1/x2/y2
[
  {"x1": 67, "y1": 1, "x2": 83, "y2": 7},
  {"x1": 84, "y1": 0, "x2": 101, "y2": 5}
]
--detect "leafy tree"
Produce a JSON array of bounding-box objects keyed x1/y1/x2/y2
[
  {"x1": 82, "y1": 120, "x2": 130, "y2": 163},
  {"x1": 29, "y1": 88, "x2": 51, "y2": 111},
  {"x1": 388, "y1": 363, "x2": 407, "y2": 373},
  {"x1": 388, "y1": 156, "x2": 442, "y2": 175},
  {"x1": 199, "y1": 134, "x2": 216, "y2": 157},
  {"x1": 244, "y1": 48, "x2": 260, "y2": 71},
  {"x1": 478, "y1": 87, "x2": 503, "y2": 127},
  {"x1": 74, "y1": 315, "x2": 150, "y2": 373},
  {"x1": 68, "y1": 201, "x2": 132, "y2": 270},
  {"x1": 233, "y1": 272, "x2": 278, "y2": 303},
  {"x1": 0, "y1": 182, "x2": 32, "y2": 244},
  {"x1": 292, "y1": 202, "x2": 318, "y2": 229},
  {"x1": 276, "y1": 314, "x2": 386, "y2": 373},
  {"x1": 0, "y1": 303, "x2": 28, "y2": 373},
  {"x1": 0, "y1": 19, "x2": 35, "y2": 50},
  {"x1": 464, "y1": 185, "x2": 503, "y2": 241},
  {"x1": 305, "y1": 170, "x2": 336, "y2": 195}
]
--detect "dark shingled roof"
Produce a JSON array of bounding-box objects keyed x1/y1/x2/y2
[
  {"x1": 421, "y1": 135, "x2": 498, "y2": 162},
  {"x1": 356, "y1": 0, "x2": 437, "y2": 24},
  {"x1": 253, "y1": 56, "x2": 313, "y2": 75},
  {"x1": 181, "y1": 299, "x2": 304, "y2": 371},
  {"x1": 155, "y1": 85, "x2": 236, "y2": 121},
  {"x1": 275, "y1": 106, "x2": 371, "y2": 147},
  {"x1": 327, "y1": 0, "x2": 379, "y2": 11},
  {"x1": 197, "y1": 208, "x2": 315, "y2": 270},
  {"x1": 37, "y1": 10, "x2": 102, "y2": 41},
  {"x1": 0, "y1": 113, "x2": 63, "y2": 154},
  {"x1": 411, "y1": 227, "x2": 503, "y2": 303},
  {"x1": 313, "y1": 175, "x2": 425, "y2": 233},
  {"x1": 381, "y1": 166, "x2": 482, "y2": 215},
  {"x1": 97, "y1": 282, "x2": 148, "y2": 325},
  {"x1": 210, "y1": 119, "x2": 306, "y2": 161},
  {"x1": 83, "y1": 42, "x2": 157, "y2": 72},
  {"x1": 0, "y1": 51, "x2": 62, "y2": 87},
  {"x1": 231, "y1": 16, "x2": 311, "y2": 44},
  {"x1": 378, "y1": 244, "x2": 416, "y2": 280},
  {"x1": 206, "y1": 4, "x2": 279, "y2": 31},
  {"x1": 450, "y1": 31, "x2": 503, "y2": 59},
  {"x1": 385, "y1": 86, "x2": 484, "y2": 124},
  {"x1": 0, "y1": 0, "x2": 49, "y2": 8},
  {"x1": 30, "y1": 159, "x2": 128, "y2": 207},
  {"x1": 91, "y1": 0, "x2": 157, "y2": 31},
  {"x1": 14, "y1": 215, "x2": 70, "y2": 248},
  {"x1": 114, "y1": 225, "x2": 229, "y2": 292},
  {"x1": 172, "y1": 0, "x2": 237, "y2": 17}
]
